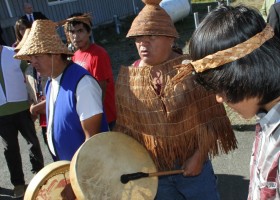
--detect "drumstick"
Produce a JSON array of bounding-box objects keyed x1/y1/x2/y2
[{"x1": 120, "y1": 169, "x2": 184, "y2": 184}]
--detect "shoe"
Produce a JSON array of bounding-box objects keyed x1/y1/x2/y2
[{"x1": 13, "y1": 185, "x2": 25, "y2": 198}]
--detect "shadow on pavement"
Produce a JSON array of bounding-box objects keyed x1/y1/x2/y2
[{"x1": 217, "y1": 174, "x2": 249, "y2": 200}]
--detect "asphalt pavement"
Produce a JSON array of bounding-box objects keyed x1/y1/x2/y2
[{"x1": 0, "y1": 114, "x2": 256, "y2": 200}]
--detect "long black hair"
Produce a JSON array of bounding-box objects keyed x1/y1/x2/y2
[{"x1": 190, "y1": 5, "x2": 280, "y2": 105}]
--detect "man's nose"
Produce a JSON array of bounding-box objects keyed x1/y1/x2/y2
[{"x1": 72, "y1": 34, "x2": 79, "y2": 41}]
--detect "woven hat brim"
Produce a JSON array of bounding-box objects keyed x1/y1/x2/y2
[
  {"x1": 127, "y1": 5, "x2": 179, "y2": 38},
  {"x1": 14, "y1": 20, "x2": 73, "y2": 60},
  {"x1": 14, "y1": 48, "x2": 73, "y2": 60},
  {"x1": 127, "y1": 31, "x2": 179, "y2": 38},
  {"x1": 14, "y1": 28, "x2": 31, "y2": 53}
]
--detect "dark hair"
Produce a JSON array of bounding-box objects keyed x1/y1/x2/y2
[
  {"x1": 172, "y1": 44, "x2": 183, "y2": 55},
  {"x1": 190, "y1": 5, "x2": 280, "y2": 105},
  {"x1": 67, "y1": 13, "x2": 92, "y2": 33},
  {"x1": 14, "y1": 18, "x2": 32, "y2": 45}
]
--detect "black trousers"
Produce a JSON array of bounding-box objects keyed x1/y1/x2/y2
[{"x1": 0, "y1": 109, "x2": 44, "y2": 186}]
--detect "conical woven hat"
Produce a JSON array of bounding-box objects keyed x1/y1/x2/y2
[
  {"x1": 14, "y1": 28, "x2": 31, "y2": 52},
  {"x1": 127, "y1": 0, "x2": 178, "y2": 38},
  {"x1": 15, "y1": 20, "x2": 73, "y2": 60}
]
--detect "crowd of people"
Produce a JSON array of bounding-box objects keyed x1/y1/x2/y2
[{"x1": 1, "y1": 0, "x2": 280, "y2": 199}]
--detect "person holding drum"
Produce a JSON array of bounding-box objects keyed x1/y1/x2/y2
[
  {"x1": 173, "y1": 5, "x2": 280, "y2": 200},
  {"x1": 14, "y1": 19, "x2": 109, "y2": 161},
  {"x1": 114, "y1": 0, "x2": 237, "y2": 199}
]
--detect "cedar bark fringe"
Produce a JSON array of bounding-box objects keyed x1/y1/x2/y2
[{"x1": 114, "y1": 55, "x2": 237, "y2": 170}]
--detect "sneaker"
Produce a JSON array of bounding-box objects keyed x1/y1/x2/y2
[{"x1": 13, "y1": 185, "x2": 25, "y2": 198}]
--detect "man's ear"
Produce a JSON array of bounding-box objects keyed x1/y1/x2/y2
[
  {"x1": 215, "y1": 94, "x2": 224, "y2": 103},
  {"x1": 88, "y1": 29, "x2": 92, "y2": 38}
]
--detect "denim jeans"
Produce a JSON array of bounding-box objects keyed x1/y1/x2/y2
[
  {"x1": 155, "y1": 160, "x2": 219, "y2": 200},
  {"x1": 0, "y1": 109, "x2": 44, "y2": 186}
]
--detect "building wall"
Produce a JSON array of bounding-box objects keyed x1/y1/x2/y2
[{"x1": 0, "y1": 0, "x2": 144, "y2": 45}]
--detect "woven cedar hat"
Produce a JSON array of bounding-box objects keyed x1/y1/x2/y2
[
  {"x1": 14, "y1": 20, "x2": 73, "y2": 60},
  {"x1": 61, "y1": 13, "x2": 93, "y2": 43},
  {"x1": 127, "y1": 0, "x2": 178, "y2": 38},
  {"x1": 62, "y1": 13, "x2": 92, "y2": 29},
  {"x1": 14, "y1": 28, "x2": 31, "y2": 52}
]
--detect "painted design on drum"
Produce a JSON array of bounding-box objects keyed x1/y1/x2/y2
[{"x1": 36, "y1": 172, "x2": 70, "y2": 200}]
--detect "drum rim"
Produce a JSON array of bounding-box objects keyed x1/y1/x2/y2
[
  {"x1": 70, "y1": 131, "x2": 158, "y2": 200},
  {"x1": 24, "y1": 160, "x2": 70, "y2": 200}
]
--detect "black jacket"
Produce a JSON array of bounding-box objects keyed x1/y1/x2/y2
[
  {"x1": 0, "y1": 25, "x2": 6, "y2": 45},
  {"x1": 20, "y1": 12, "x2": 48, "y2": 22}
]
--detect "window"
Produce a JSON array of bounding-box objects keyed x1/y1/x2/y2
[{"x1": 47, "y1": 0, "x2": 77, "y2": 6}]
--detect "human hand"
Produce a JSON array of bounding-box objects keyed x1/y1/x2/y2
[
  {"x1": 39, "y1": 95, "x2": 46, "y2": 102},
  {"x1": 182, "y1": 150, "x2": 205, "y2": 176},
  {"x1": 61, "y1": 183, "x2": 76, "y2": 200},
  {"x1": 30, "y1": 103, "x2": 39, "y2": 115}
]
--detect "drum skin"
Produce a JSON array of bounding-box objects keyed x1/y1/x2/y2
[
  {"x1": 24, "y1": 160, "x2": 70, "y2": 200},
  {"x1": 70, "y1": 131, "x2": 158, "y2": 200}
]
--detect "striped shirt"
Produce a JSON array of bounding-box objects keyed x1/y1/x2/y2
[{"x1": 248, "y1": 102, "x2": 280, "y2": 200}]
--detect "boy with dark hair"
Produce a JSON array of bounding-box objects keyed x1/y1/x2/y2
[
  {"x1": 173, "y1": 5, "x2": 280, "y2": 200},
  {"x1": 64, "y1": 13, "x2": 117, "y2": 130}
]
